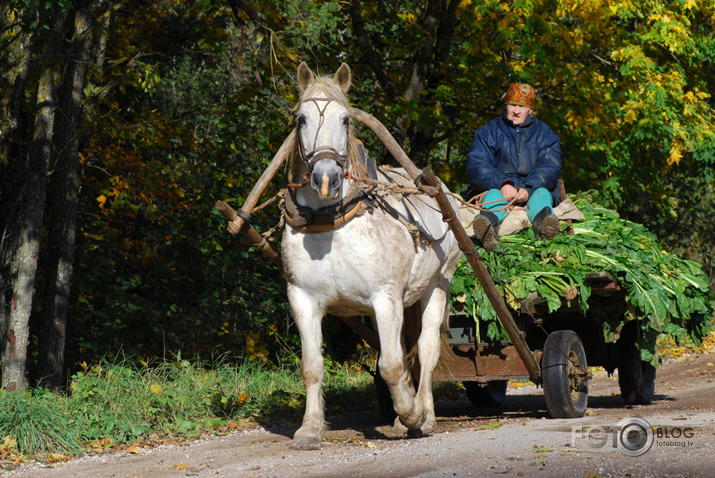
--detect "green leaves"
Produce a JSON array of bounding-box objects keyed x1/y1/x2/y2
[{"x1": 451, "y1": 193, "x2": 714, "y2": 363}]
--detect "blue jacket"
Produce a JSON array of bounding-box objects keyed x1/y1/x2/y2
[{"x1": 466, "y1": 113, "x2": 562, "y2": 205}]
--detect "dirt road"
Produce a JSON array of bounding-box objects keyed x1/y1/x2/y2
[{"x1": 4, "y1": 349, "x2": 715, "y2": 478}]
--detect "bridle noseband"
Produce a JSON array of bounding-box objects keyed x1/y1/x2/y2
[{"x1": 296, "y1": 97, "x2": 349, "y2": 173}]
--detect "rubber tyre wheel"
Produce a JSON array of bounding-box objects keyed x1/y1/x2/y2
[
  {"x1": 542, "y1": 330, "x2": 589, "y2": 418},
  {"x1": 374, "y1": 364, "x2": 397, "y2": 423},
  {"x1": 618, "y1": 339, "x2": 656, "y2": 405},
  {"x1": 464, "y1": 381, "x2": 507, "y2": 408}
]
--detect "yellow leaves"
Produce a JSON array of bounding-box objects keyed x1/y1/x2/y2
[
  {"x1": 647, "y1": 13, "x2": 662, "y2": 24},
  {"x1": 668, "y1": 147, "x2": 683, "y2": 166},
  {"x1": 87, "y1": 437, "x2": 114, "y2": 454},
  {"x1": 48, "y1": 452, "x2": 71, "y2": 463},
  {"x1": 173, "y1": 464, "x2": 190, "y2": 470},
  {"x1": 246, "y1": 331, "x2": 270, "y2": 362},
  {"x1": 0, "y1": 436, "x2": 18, "y2": 459},
  {"x1": 126, "y1": 445, "x2": 142, "y2": 454},
  {"x1": 623, "y1": 109, "x2": 637, "y2": 125},
  {"x1": 96, "y1": 194, "x2": 107, "y2": 206},
  {"x1": 150, "y1": 383, "x2": 162, "y2": 394},
  {"x1": 396, "y1": 12, "x2": 416, "y2": 23}
]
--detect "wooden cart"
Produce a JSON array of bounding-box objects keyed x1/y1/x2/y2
[{"x1": 364, "y1": 270, "x2": 656, "y2": 421}]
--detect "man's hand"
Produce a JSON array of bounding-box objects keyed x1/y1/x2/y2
[{"x1": 500, "y1": 184, "x2": 529, "y2": 204}]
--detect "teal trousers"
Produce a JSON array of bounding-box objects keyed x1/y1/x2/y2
[{"x1": 482, "y1": 187, "x2": 554, "y2": 224}]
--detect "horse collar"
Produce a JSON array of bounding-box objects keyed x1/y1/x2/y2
[
  {"x1": 284, "y1": 144, "x2": 377, "y2": 233},
  {"x1": 284, "y1": 186, "x2": 366, "y2": 233}
]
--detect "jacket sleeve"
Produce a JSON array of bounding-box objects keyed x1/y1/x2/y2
[
  {"x1": 522, "y1": 123, "x2": 562, "y2": 195},
  {"x1": 466, "y1": 121, "x2": 511, "y2": 193}
]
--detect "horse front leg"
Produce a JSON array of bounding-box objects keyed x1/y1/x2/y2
[
  {"x1": 414, "y1": 284, "x2": 450, "y2": 435},
  {"x1": 288, "y1": 288, "x2": 325, "y2": 450},
  {"x1": 374, "y1": 295, "x2": 423, "y2": 431}
]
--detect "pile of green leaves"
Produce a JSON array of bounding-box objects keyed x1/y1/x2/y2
[{"x1": 450, "y1": 193, "x2": 714, "y2": 365}]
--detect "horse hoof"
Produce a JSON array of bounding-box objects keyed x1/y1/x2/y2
[
  {"x1": 398, "y1": 410, "x2": 427, "y2": 431},
  {"x1": 420, "y1": 416, "x2": 437, "y2": 435},
  {"x1": 291, "y1": 435, "x2": 322, "y2": 450},
  {"x1": 292, "y1": 425, "x2": 322, "y2": 450},
  {"x1": 392, "y1": 416, "x2": 408, "y2": 434}
]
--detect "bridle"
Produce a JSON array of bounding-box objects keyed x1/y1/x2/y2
[{"x1": 296, "y1": 97, "x2": 349, "y2": 174}]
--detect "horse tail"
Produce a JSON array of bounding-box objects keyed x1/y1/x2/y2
[
  {"x1": 402, "y1": 304, "x2": 421, "y2": 386},
  {"x1": 402, "y1": 298, "x2": 455, "y2": 384},
  {"x1": 435, "y1": 298, "x2": 457, "y2": 380}
]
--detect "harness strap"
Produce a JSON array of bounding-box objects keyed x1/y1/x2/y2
[{"x1": 283, "y1": 185, "x2": 366, "y2": 233}]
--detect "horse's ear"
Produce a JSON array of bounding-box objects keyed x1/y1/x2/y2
[
  {"x1": 334, "y1": 63, "x2": 351, "y2": 93},
  {"x1": 297, "y1": 62, "x2": 314, "y2": 93}
]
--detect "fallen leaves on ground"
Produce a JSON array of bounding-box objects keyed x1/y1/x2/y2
[{"x1": 658, "y1": 330, "x2": 715, "y2": 361}]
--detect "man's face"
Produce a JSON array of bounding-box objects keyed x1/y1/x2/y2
[{"x1": 506, "y1": 104, "x2": 532, "y2": 125}]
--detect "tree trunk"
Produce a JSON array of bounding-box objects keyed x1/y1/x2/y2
[
  {"x1": 1, "y1": 68, "x2": 57, "y2": 390},
  {"x1": 349, "y1": 0, "x2": 460, "y2": 168},
  {"x1": 37, "y1": 8, "x2": 93, "y2": 390},
  {"x1": 0, "y1": 7, "x2": 68, "y2": 390},
  {"x1": 0, "y1": 34, "x2": 32, "y2": 391}
]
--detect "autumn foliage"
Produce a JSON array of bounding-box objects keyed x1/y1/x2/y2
[{"x1": 1, "y1": 0, "x2": 714, "y2": 387}]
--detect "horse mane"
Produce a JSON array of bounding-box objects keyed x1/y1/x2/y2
[{"x1": 288, "y1": 75, "x2": 366, "y2": 184}]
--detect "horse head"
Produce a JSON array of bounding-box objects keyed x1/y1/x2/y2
[{"x1": 292, "y1": 62, "x2": 363, "y2": 208}]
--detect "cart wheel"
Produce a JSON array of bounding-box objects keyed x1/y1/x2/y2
[
  {"x1": 542, "y1": 330, "x2": 589, "y2": 418},
  {"x1": 374, "y1": 364, "x2": 397, "y2": 423},
  {"x1": 617, "y1": 324, "x2": 656, "y2": 405},
  {"x1": 464, "y1": 380, "x2": 507, "y2": 408}
]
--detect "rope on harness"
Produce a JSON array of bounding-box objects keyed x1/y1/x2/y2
[{"x1": 463, "y1": 191, "x2": 525, "y2": 213}]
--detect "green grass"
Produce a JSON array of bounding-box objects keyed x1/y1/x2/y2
[
  {"x1": 0, "y1": 354, "x2": 376, "y2": 461},
  {"x1": 0, "y1": 389, "x2": 83, "y2": 456}
]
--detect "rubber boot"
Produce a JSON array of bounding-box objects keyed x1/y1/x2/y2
[
  {"x1": 472, "y1": 210, "x2": 500, "y2": 251},
  {"x1": 533, "y1": 207, "x2": 560, "y2": 240}
]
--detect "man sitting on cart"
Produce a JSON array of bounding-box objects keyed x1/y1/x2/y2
[{"x1": 465, "y1": 83, "x2": 562, "y2": 251}]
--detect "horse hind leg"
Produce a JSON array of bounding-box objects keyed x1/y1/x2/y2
[{"x1": 289, "y1": 290, "x2": 325, "y2": 450}]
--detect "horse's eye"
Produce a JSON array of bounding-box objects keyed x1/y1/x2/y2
[
  {"x1": 342, "y1": 115, "x2": 350, "y2": 127},
  {"x1": 297, "y1": 115, "x2": 306, "y2": 126}
]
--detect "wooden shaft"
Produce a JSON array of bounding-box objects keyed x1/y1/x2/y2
[
  {"x1": 339, "y1": 316, "x2": 380, "y2": 351},
  {"x1": 215, "y1": 200, "x2": 283, "y2": 270},
  {"x1": 350, "y1": 108, "x2": 422, "y2": 179},
  {"x1": 416, "y1": 168, "x2": 541, "y2": 383},
  {"x1": 228, "y1": 129, "x2": 296, "y2": 232}
]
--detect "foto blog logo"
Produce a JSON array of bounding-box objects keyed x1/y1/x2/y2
[{"x1": 571, "y1": 417, "x2": 694, "y2": 457}]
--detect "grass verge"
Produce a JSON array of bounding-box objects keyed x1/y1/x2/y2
[{"x1": 0, "y1": 355, "x2": 376, "y2": 467}]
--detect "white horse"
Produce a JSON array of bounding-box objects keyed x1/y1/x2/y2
[{"x1": 282, "y1": 62, "x2": 461, "y2": 449}]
